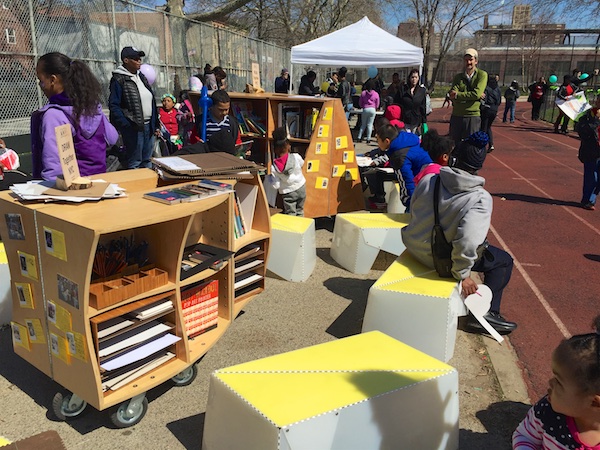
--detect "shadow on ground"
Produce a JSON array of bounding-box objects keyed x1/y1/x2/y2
[
  {"x1": 323, "y1": 277, "x2": 375, "y2": 338},
  {"x1": 460, "y1": 400, "x2": 531, "y2": 449},
  {"x1": 492, "y1": 192, "x2": 582, "y2": 208}
]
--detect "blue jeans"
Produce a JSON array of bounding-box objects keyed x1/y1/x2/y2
[
  {"x1": 471, "y1": 245, "x2": 513, "y2": 313},
  {"x1": 121, "y1": 123, "x2": 154, "y2": 169},
  {"x1": 582, "y1": 159, "x2": 600, "y2": 205},
  {"x1": 358, "y1": 107, "x2": 376, "y2": 141},
  {"x1": 503, "y1": 101, "x2": 516, "y2": 123}
]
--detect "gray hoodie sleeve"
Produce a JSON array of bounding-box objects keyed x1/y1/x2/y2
[{"x1": 451, "y1": 192, "x2": 492, "y2": 280}]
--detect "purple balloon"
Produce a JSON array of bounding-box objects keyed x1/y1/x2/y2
[{"x1": 140, "y1": 63, "x2": 156, "y2": 85}]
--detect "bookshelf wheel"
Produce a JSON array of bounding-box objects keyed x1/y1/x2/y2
[
  {"x1": 171, "y1": 364, "x2": 198, "y2": 387},
  {"x1": 52, "y1": 391, "x2": 87, "y2": 420},
  {"x1": 110, "y1": 394, "x2": 148, "y2": 428}
]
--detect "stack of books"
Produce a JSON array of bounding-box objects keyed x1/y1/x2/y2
[
  {"x1": 181, "y1": 280, "x2": 219, "y2": 338},
  {"x1": 232, "y1": 102, "x2": 267, "y2": 137},
  {"x1": 144, "y1": 179, "x2": 233, "y2": 205},
  {"x1": 278, "y1": 104, "x2": 320, "y2": 139}
]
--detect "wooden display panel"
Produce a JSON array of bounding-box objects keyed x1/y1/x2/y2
[
  {"x1": 0, "y1": 173, "x2": 270, "y2": 412},
  {"x1": 226, "y1": 93, "x2": 364, "y2": 218}
]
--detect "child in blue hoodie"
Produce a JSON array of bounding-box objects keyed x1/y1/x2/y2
[{"x1": 376, "y1": 124, "x2": 432, "y2": 209}]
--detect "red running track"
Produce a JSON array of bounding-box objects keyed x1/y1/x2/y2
[{"x1": 427, "y1": 102, "x2": 600, "y2": 401}]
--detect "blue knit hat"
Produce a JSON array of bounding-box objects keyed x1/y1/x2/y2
[{"x1": 453, "y1": 131, "x2": 489, "y2": 172}]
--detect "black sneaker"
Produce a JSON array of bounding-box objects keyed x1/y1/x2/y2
[{"x1": 465, "y1": 311, "x2": 517, "y2": 335}]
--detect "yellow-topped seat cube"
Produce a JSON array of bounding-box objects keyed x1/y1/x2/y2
[
  {"x1": 362, "y1": 251, "x2": 468, "y2": 362},
  {"x1": 202, "y1": 331, "x2": 459, "y2": 450},
  {"x1": 266, "y1": 213, "x2": 316, "y2": 282},
  {"x1": 330, "y1": 212, "x2": 409, "y2": 274}
]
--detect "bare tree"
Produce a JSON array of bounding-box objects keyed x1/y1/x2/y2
[{"x1": 387, "y1": 0, "x2": 512, "y2": 90}]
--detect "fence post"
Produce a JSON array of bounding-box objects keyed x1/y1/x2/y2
[{"x1": 27, "y1": 0, "x2": 43, "y2": 109}]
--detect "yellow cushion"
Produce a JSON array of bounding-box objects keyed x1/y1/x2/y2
[
  {"x1": 340, "y1": 213, "x2": 409, "y2": 229},
  {"x1": 270, "y1": 214, "x2": 313, "y2": 233},
  {"x1": 215, "y1": 331, "x2": 455, "y2": 426}
]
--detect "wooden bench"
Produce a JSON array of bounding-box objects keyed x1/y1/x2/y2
[
  {"x1": 203, "y1": 331, "x2": 459, "y2": 450},
  {"x1": 362, "y1": 251, "x2": 468, "y2": 362}
]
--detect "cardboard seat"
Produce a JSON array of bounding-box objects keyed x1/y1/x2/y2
[
  {"x1": 383, "y1": 181, "x2": 406, "y2": 214},
  {"x1": 330, "y1": 213, "x2": 409, "y2": 274},
  {"x1": 267, "y1": 214, "x2": 316, "y2": 282},
  {"x1": 362, "y1": 251, "x2": 468, "y2": 362},
  {"x1": 203, "y1": 331, "x2": 459, "y2": 450}
]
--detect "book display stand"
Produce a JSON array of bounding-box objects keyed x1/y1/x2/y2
[
  {"x1": 188, "y1": 92, "x2": 365, "y2": 218},
  {"x1": 0, "y1": 170, "x2": 270, "y2": 427}
]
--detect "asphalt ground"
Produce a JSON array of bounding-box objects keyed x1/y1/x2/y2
[{"x1": 0, "y1": 100, "x2": 550, "y2": 449}]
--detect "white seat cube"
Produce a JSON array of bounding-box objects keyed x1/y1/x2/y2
[
  {"x1": 267, "y1": 214, "x2": 316, "y2": 282},
  {"x1": 330, "y1": 213, "x2": 409, "y2": 274},
  {"x1": 203, "y1": 331, "x2": 459, "y2": 450},
  {"x1": 383, "y1": 181, "x2": 406, "y2": 214},
  {"x1": 362, "y1": 251, "x2": 468, "y2": 362},
  {"x1": 0, "y1": 243, "x2": 11, "y2": 325}
]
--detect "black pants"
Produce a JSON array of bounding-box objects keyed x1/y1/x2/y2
[
  {"x1": 471, "y1": 245, "x2": 513, "y2": 313},
  {"x1": 531, "y1": 99, "x2": 543, "y2": 120},
  {"x1": 554, "y1": 109, "x2": 569, "y2": 132},
  {"x1": 480, "y1": 109, "x2": 497, "y2": 146}
]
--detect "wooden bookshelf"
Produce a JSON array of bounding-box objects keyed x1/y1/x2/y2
[
  {"x1": 0, "y1": 171, "x2": 270, "y2": 425},
  {"x1": 188, "y1": 92, "x2": 364, "y2": 218}
]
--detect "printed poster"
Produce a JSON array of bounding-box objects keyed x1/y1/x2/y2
[
  {"x1": 556, "y1": 91, "x2": 592, "y2": 121},
  {"x1": 4, "y1": 213, "x2": 25, "y2": 240},
  {"x1": 15, "y1": 282, "x2": 34, "y2": 309},
  {"x1": 322, "y1": 107, "x2": 332, "y2": 121},
  {"x1": 24, "y1": 319, "x2": 46, "y2": 344},
  {"x1": 17, "y1": 251, "x2": 38, "y2": 280},
  {"x1": 48, "y1": 300, "x2": 72, "y2": 332},
  {"x1": 43, "y1": 227, "x2": 67, "y2": 261},
  {"x1": 343, "y1": 151, "x2": 355, "y2": 163},
  {"x1": 315, "y1": 142, "x2": 328, "y2": 155},
  {"x1": 50, "y1": 333, "x2": 71, "y2": 364},
  {"x1": 306, "y1": 160, "x2": 320, "y2": 173},
  {"x1": 317, "y1": 125, "x2": 329, "y2": 138},
  {"x1": 315, "y1": 177, "x2": 329, "y2": 189},
  {"x1": 332, "y1": 165, "x2": 346, "y2": 178},
  {"x1": 57, "y1": 273, "x2": 79, "y2": 309},
  {"x1": 66, "y1": 331, "x2": 88, "y2": 362},
  {"x1": 335, "y1": 136, "x2": 348, "y2": 150},
  {"x1": 11, "y1": 322, "x2": 30, "y2": 351}
]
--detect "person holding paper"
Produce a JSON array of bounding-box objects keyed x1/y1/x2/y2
[
  {"x1": 401, "y1": 131, "x2": 517, "y2": 335},
  {"x1": 30, "y1": 52, "x2": 118, "y2": 180}
]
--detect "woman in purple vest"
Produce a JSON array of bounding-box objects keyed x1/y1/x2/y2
[{"x1": 31, "y1": 52, "x2": 118, "y2": 180}]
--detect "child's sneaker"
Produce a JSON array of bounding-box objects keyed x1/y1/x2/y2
[
  {"x1": 582, "y1": 202, "x2": 596, "y2": 211},
  {"x1": 368, "y1": 196, "x2": 386, "y2": 210}
]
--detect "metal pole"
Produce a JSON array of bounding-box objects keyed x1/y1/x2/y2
[
  {"x1": 27, "y1": 0, "x2": 43, "y2": 109},
  {"x1": 111, "y1": 0, "x2": 119, "y2": 64}
]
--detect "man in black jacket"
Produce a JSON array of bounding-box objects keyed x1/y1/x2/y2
[{"x1": 109, "y1": 46, "x2": 159, "y2": 169}]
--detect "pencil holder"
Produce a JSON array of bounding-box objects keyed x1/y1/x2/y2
[{"x1": 89, "y1": 278, "x2": 135, "y2": 310}]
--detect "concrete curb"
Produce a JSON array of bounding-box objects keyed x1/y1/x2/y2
[{"x1": 483, "y1": 334, "x2": 531, "y2": 404}]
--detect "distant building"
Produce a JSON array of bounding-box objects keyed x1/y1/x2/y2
[{"x1": 397, "y1": 5, "x2": 600, "y2": 88}]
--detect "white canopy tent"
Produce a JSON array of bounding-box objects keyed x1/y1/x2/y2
[{"x1": 290, "y1": 16, "x2": 424, "y2": 91}]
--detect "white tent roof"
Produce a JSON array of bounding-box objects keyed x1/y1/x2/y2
[{"x1": 290, "y1": 17, "x2": 423, "y2": 68}]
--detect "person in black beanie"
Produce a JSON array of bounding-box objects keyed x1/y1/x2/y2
[{"x1": 402, "y1": 131, "x2": 517, "y2": 335}]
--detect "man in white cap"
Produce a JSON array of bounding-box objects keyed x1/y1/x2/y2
[{"x1": 448, "y1": 48, "x2": 488, "y2": 145}]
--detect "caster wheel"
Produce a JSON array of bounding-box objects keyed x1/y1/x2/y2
[
  {"x1": 110, "y1": 395, "x2": 148, "y2": 428},
  {"x1": 52, "y1": 391, "x2": 87, "y2": 421},
  {"x1": 171, "y1": 364, "x2": 198, "y2": 387}
]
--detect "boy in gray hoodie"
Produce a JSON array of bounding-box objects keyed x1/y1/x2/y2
[{"x1": 401, "y1": 131, "x2": 517, "y2": 335}]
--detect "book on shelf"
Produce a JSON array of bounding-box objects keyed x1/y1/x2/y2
[
  {"x1": 144, "y1": 180, "x2": 232, "y2": 205},
  {"x1": 181, "y1": 280, "x2": 219, "y2": 338},
  {"x1": 286, "y1": 112, "x2": 301, "y2": 138},
  {"x1": 232, "y1": 102, "x2": 267, "y2": 137},
  {"x1": 98, "y1": 321, "x2": 173, "y2": 358},
  {"x1": 100, "y1": 333, "x2": 181, "y2": 371},
  {"x1": 303, "y1": 108, "x2": 320, "y2": 139},
  {"x1": 235, "y1": 182, "x2": 258, "y2": 231},
  {"x1": 234, "y1": 272, "x2": 263, "y2": 290},
  {"x1": 180, "y1": 243, "x2": 234, "y2": 280},
  {"x1": 102, "y1": 351, "x2": 175, "y2": 392},
  {"x1": 233, "y1": 192, "x2": 246, "y2": 239}
]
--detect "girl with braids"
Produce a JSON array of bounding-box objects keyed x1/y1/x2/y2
[
  {"x1": 31, "y1": 52, "x2": 118, "y2": 180},
  {"x1": 269, "y1": 126, "x2": 306, "y2": 216},
  {"x1": 513, "y1": 316, "x2": 600, "y2": 449}
]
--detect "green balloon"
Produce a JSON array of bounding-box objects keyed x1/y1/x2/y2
[{"x1": 549, "y1": 75, "x2": 558, "y2": 83}]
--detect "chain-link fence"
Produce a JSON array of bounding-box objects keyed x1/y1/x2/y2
[{"x1": 0, "y1": 0, "x2": 291, "y2": 143}]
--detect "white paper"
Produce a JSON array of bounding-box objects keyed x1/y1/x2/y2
[
  {"x1": 9, "y1": 181, "x2": 125, "y2": 202},
  {"x1": 100, "y1": 333, "x2": 180, "y2": 371},
  {"x1": 356, "y1": 156, "x2": 373, "y2": 167},
  {"x1": 556, "y1": 91, "x2": 592, "y2": 121},
  {"x1": 462, "y1": 284, "x2": 503, "y2": 344},
  {"x1": 132, "y1": 300, "x2": 173, "y2": 320},
  {"x1": 235, "y1": 183, "x2": 258, "y2": 230},
  {"x1": 153, "y1": 156, "x2": 201, "y2": 171},
  {"x1": 234, "y1": 273, "x2": 262, "y2": 289},
  {"x1": 97, "y1": 317, "x2": 135, "y2": 339},
  {"x1": 235, "y1": 259, "x2": 263, "y2": 274},
  {"x1": 99, "y1": 322, "x2": 172, "y2": 357},
  {"x1": 103, "y1": 352, "x2": 175, "y2": 391}
]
